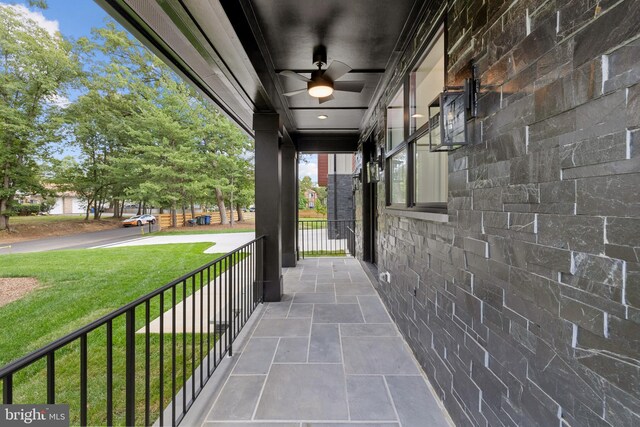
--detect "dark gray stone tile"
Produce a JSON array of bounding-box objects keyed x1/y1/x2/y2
[
  {"x1": 204, "y1": 423, "x2": 298, "y2": 427},
  {"x1": 274, "y1": 337, "x2": 308, "y2": 363},
  {"x1": 304, "y1": 424, "x2": 399, "y2": 427},
  {"x1": 253, "y1": 318, "x2": 311, "y2": 337},
  {"x1": 287, "y1": 303, "x2": 313, "y2": 318},
  {"x1": 233, "y1": 338, "x2": 279, "y2": 375},
  {"x1": 285, "y1": 283, "x2": 317, "y2": 293},
  {"x1": 357, "y1": 296, "x2": 392, "y2": 323},
  {"x1": 316, "y1": 283, "x2": 336, "y2": 293},
  {"x1": 386, "y1": 375, "x2": 450, "y2": 427},
  {"x1": 255, "y1": 364, "x2": 348, "y2": 420},
  {"x1": 342, "y1": 337, "x2": 419, "y2": 375},
  {"x1": 208, "y1": 375, "x2": 265, "y2": 420},
  {"x1": 335, "y1": 283, "x2": 376, "y2": 296},
  {"x1": 346, "y1": 375, "x2": 396, "y2": 421},
  {"x1": 293, "y1": 293, "x2": 336, "y2": 304},
  {"x1": 263, "y1": 301, "x2": 293, "y2": 319},
  {"x1": 309, "y1": 324, "x2": 341, "y2": 363},
  {"x1": 340, "y1": 324, "x2": 399, "y2": 337},
  {"x1": 336, "y1": 295, "x2": 359, "y2": 304},
  {"x1": 313, "y1": 304, "x2": 364, "y2": 324}
]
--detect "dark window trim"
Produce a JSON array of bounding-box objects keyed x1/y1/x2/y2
[{"x1": 384, "y1": 21, "x2": 447, "y2": 214}]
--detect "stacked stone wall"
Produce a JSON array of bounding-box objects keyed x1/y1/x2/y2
[{"x1": 360, "y1": 1, "x2": 640, "y2": 425}]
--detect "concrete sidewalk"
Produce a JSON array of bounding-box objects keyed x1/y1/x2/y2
[{"x1": 95, "y1": 231, "x2": 256, "y2": 254}]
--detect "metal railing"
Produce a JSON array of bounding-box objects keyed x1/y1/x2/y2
[
  {"x1": 0, "y1": 236, "x2": 265, "y2": 426},
  {"x1": 298, "y1": 219, "x2": 356, "y2": 258}
]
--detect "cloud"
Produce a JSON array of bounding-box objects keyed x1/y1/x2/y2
[
  {"x1": 1, "y1": 3, "x2": 60, "y2": 37},
  {"x1": 45, "y1": 93, "x2": 71, "y2": 108},
  {"x1": 299, "y1": 159, "x2": 318, "y2": 185}
]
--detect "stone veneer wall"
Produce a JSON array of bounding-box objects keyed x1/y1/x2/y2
[
  {"x1": 327, "y1": 174, "x2": 355, "y2": 238},
  {"x1": 358, "y1": 0, "x2": 640, "y2": 425}
]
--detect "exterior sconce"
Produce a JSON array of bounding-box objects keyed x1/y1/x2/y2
[
  {"x1": 376, "y1": 145, "x2": 385, "y2": 171},
  {"x1": 352, "y1": 170, "x2": 361, "y2": 191},
  {"x1": 429, "y1": 77, "x2": 478, "y2": 152},
  {"x1": 367, "y1": 161, "x2": 380, "y2": 183}
]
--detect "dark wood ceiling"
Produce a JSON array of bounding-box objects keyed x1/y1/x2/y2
[
  {"x1": 98, "y1": 0, "x2": 426, "y2": 145},
  {"x1": 222, "y1": 0, "x2": 422, "y2": 137}
]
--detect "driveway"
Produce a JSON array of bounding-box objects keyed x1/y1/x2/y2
[{"x1": 0, "y1": 225, "x2": 158, "y2": 255}]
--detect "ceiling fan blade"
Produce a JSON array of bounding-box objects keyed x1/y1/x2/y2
[
  {"x1": 334, "y1": 81, "x2": 365, "y2": 93},
  {"x1": 279, "y1": 70, "x2": 311, "y2": 83},
  {"x1": 318, "y1": 94, "x2": 335, "y2": 104},
  {"x1": 283, "y1": 88, "x2": 307, "y2": 97},
  {"x1": 323, "y1": 60, "x2": 351, "y2": 82}
]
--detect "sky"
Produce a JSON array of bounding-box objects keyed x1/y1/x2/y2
[
  {"x1": 2, "y1": 1, "x2": 321, "y2": 182},
  {"x1": 299, "y1": 154, "x2": 318, "y2": 184},
  {"x1": 4, "y1": 0, "x2": 109, "y2": 40}
]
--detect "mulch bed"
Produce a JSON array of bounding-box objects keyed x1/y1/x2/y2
[{"x1": 0, "y1": 277, "x2": 40, "y2": 307}]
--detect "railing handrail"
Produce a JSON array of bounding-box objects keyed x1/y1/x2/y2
[{"x1": 0, "y1": 235, "x2": 266, "y2": 378}]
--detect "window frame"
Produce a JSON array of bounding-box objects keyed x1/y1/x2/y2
[{"x1": 385, "y1": 24, "x2": 448, "y2": 214}]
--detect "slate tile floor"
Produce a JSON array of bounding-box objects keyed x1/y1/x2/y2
[{"x1": 200, "y1": 258, "x2": 452, "y2": 427}]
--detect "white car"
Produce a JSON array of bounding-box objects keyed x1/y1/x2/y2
[{"x1": 122, "y1": 214, "x2": 156, "y2": 227}]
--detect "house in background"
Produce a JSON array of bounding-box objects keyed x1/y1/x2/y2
[
  {"x1": 303, "y1": 188, "x2": 317, "y2": 208},
  {"x1": 49, "y1": 191, "x2": 85, "y2": 215}
]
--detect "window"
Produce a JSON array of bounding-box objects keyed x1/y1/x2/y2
[
  {"x1": 390, "y1": 150, "x2": 407, "y2": 204},
  {"x1": 386, "y1": 28, "x2": 447, "y2": 212},
  {"x1": 410, "y1": 35, "x2": 445, "y2": 134},
  {"x1": 386, "y1": 87, "x2": 404, "y2": 150},
  {"x1": 415, "y1": 134, "x2": 447, "y2": 203}
]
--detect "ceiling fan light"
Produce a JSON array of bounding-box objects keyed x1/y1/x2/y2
[{"x1": 307, "y1": 78, "x2": 334, "y2": 98}]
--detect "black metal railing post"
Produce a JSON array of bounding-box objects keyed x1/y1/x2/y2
[
  {"x1": 80, "y1": 334, "x2": 88, "y2": 426},
  {"x1": 228, "y1": 255, "x2": 233, "y2": 357},
  {"x1": 125, "y1": 308, "x2": 136, "y2": 426},
  {"x1": 46, "y1": 352, "x2": 55, "y2": 404},
  {"x1": 3, "y1": 374, "x2": 12, "y2": 404},
  {"x1": 298, "y1": 219, "x2": 358, "y2": 258}
]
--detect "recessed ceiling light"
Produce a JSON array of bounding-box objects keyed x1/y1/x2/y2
[
  {"x1": 411, "y1": 113, "x2": 425, "y2": 118},
  {"x1": 317, "y1": 114, "x2": 328, "y2": 120}
]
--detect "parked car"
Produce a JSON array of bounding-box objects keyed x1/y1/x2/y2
[
  {"x1": 122, "y1": 214, "x2": 156, "y2": 227},
  {"x1": 249, "y1": 206, "x2": 255, "y2": 212}
]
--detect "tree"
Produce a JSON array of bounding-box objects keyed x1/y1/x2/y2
[
  {"x1": 197, "y1": 101, "x2": 253, "y2": 224},
  {"x1": 0, "y1": 5, "x2": 80, "y2": 230},
  {"x1": 298, "y1": 176, "x2": 314, "y2": 210}
]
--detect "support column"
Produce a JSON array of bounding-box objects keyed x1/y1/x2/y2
[
  {"x1": 254, "y1": 113, "x2": 282, "y2": 302},
  {"x1": 281, "y1": 142, "x2": 297, "y2": 267}
]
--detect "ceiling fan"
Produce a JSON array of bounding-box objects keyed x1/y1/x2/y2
[{"x1": 279, "y1": 45, "x2": 365, "y2": 104}]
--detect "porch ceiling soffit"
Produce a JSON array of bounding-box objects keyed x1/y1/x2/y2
[{"x1": 98, "y1": 0, "x2": 429, "y2": 144}]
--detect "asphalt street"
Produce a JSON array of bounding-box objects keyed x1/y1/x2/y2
[{"x1": 0, "y1": 224, "x2": 158, "y2": 255}]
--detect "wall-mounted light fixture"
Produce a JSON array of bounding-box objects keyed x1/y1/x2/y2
[
  {"x1": 352, "y1": 170, "x2": 361, "y2": 191},
  {"x1": 376, "y1": 145, "x2": 385, "y2": 171},
  {"x1": 367, "y1": 161, "x2": 380, "y2": 183},
  {"x1": 428, "y1": 74, "x2": 479, "y2": 152}
]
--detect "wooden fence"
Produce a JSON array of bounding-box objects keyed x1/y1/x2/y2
[{"x1": 157, "y1": 211, "x2": 254, "y2": 228}]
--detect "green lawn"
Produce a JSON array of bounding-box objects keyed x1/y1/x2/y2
[
  {"x1": 0, "y1": 243, "x2": 229, "y2": 425},
  {"x1": 298, "y1": 218, "x2": 328, "y2": 230},
  {"x1": 301, "y1": 250, "x2": 347, "y2": 257}
]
